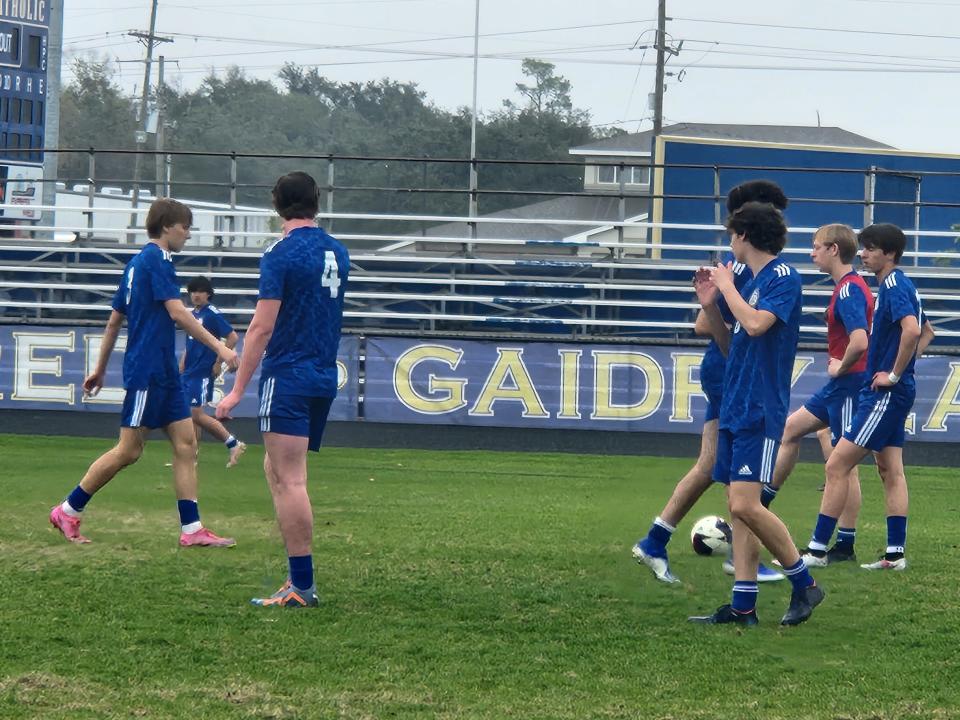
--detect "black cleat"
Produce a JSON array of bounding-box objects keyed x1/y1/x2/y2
[
  {"x1": 780, "y1": 583, "x2": 825, "y2": 626},
  {"x1": 689, "y1": 604, "x2": 759, "y2": 626},
  {"x1": 825, "y1": 545, "x2": 856, "y2": 564}
]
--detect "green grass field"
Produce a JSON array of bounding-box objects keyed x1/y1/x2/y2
[{"x1": 1, "y1": 433, "x2": 959, "y2": 720}]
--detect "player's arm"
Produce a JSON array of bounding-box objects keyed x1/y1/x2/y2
[
  {"x1": 211, "y1": 330, "x2": 240, "y2": 378},
  {"x1": 917, "y1": 320, "x2": 935, "y2": 357},
  {"x1": 84, "y1": 310, "x2": 125, "y2": 396},
  {"x1": 872, "y1": 315, "x2": 921, "y2": 389},
  {"x1": 215, "y1": 300, "x2": 281, "y2": 419},
  {"x1": 712, "y1": 263, "x2": 777, "y2": 337},
  {"x1": 164, "y1": 300, "x2": 238, "y2": 370},
  {"x1": 693, "y1": 267, "x2": 731, "y2": 354},
  {"x1": 829, "y1": 328, "x2": 868, "y2": 377}
]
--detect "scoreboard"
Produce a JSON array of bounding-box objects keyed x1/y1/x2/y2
[{"x1": 0, "y1": 0, "x2": 48, "y2": 219}]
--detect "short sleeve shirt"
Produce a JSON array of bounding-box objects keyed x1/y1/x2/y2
[
  {"x1": 183, "y1": 304, "x2": 233, "y2": 378},
  {"x1": 868, "y1": 268, "x2": 923, "y2": 392}
]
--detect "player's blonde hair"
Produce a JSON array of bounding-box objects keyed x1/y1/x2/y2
[{"x1": 815, "y1": 223, "x2": 858, "y2": 263}]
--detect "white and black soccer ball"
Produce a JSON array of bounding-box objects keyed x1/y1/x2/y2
[{"x1": 690, "y1": 515, "x2": 732, "y2": 556}]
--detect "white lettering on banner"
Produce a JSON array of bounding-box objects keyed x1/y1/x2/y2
[
  {"x1": 12, "y1": 332, "x2": 75, "y2": 404},
  {"x1": 82, "y1": 334, "x2": 126, "y2": 405}
]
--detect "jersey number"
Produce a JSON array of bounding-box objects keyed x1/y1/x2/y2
[
  {"x1": 125, "y1": 266, "x2": 135, "y2": 305},
  {"x1": 321, "y1": 251, "x2": 341, "y2": 298}
]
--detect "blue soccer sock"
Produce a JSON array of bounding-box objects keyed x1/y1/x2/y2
[
  {"x1": 177, "y1": 499, "x2": 202, "y2": 533},
  {"x1": 289, "y1": 555, "x2": 314, "y2": 591},
  {"x1": 225, "y1": 435, "x2": 238, "y2": 449},
  {"x1": 886, "y1": 516, "x2": 907, "y2": 556},
  {"x1": 835, "y1": 526, "x2": 856, "y2": 549},
  {"x1": 808, "y1": 513, "x2": 838, "y2": 553},
  {"x1": 644, "y1": 517, "x2": 675, "y2": 554},
  {"x1": 760, "y1": 484, "x2": 778, "y2": 508},
  {"x1": 782, "y1": 558, "x2": 814, "y2": 592},
  {"x1": 731, "y1": 581, "x2": 758, "y2": 613},
  {"x1": 63, "y1": 485, "x2": 93, "y2": 516}
]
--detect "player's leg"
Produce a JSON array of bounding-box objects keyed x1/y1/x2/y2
[
  {"x1": 50, "y1": 425, "x2": 147, "y2": 543},
  {"x1": 765, "y1": 406, "x2": 826, "y2": 507},
  {"x1": 861, "y1": 445, "x2": 909, "y2": 570},
  {"x1": 165, "y1": 412, "x2": 235, "y2": 547},
  {"x1": 191, "y1": 407, "x2": 246, "y2": 468},
  {"x1": 828, "y1": 465, "x2": 861, "y2": 562},
  {"x1": 633, "y1": 420, "x2": 718, "y2": 583}
]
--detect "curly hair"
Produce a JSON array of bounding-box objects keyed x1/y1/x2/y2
[{"x1": 725, "y1": 201, "x2": 788, "y2": 255}]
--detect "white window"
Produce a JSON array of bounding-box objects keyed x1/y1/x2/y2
[{"x1": 596, "y1": 164, "x2": 649, "y2": 185}]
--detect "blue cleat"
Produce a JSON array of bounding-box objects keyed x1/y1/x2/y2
[
  {"x1": 632, "y1": 540, "x2": 680, "y2": 584},
  {"x1": 722, "y1": 559, "x2": 785, "y2": 583}
]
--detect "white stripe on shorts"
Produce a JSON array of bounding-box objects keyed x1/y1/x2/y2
[
  {"x1": 854, "y1": 393, "x2": 890, "y2": 447},
  {"x1": 132, "y1": 389, "x2": 148, "y2": 427},
  {"x1": 761, "y1": 437, "x2": 775, "y2": 484}
]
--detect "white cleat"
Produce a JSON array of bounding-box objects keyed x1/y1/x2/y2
[
  {"x1": 861, "y1": 556, "x2": 907, "y2": 571},
  {"x1": 632, "y1": 542, "x2": 680, "y2": 584},
  {"x1": 800, "y1": 552, "x2": 829, "y2": 568},
  {"x1": 227, "y1": 441, "x2": 247, "y2": 468},
  {"x1": 722, "y1": 559, "x2": 786, "y2": 583}
]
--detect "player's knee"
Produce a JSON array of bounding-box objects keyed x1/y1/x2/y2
[
  {"x1": 171, "y1": 435, "x2": 197, "y2": 460},
  {"x1": 727, "y1": 494, "x2": 756, "y2": 521},
  {"x1": 115, "y1": 443, "x2": 143, "y2": 467}
]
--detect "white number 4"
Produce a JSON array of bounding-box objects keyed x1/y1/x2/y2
[{"x1": 321, "y1": 250, "x2": 341, "y2": 298}]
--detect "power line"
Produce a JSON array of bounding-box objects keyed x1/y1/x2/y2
[{"x1": 672, "y1": 16, "x2": 960, "y2": 42}]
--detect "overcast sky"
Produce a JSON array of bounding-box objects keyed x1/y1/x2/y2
[{"x1": 61, "y1": 0, "x2": 960, "y2": 154}]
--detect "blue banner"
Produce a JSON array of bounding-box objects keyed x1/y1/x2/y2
[
  {"x1": 365, "y1": 336, "x2": 960, "y2": 442},
  {"x1": 0, "y1": 326, "x2": 359, "y2": 421}
]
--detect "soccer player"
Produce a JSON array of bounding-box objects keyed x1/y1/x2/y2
[
  {"x1": 49, "y1": 198, "x2": 239, "y2": 547},
  {"x1": 689, "y1": 201, "x2": 823, "y2": 626},
  {"x1": 764, "y1": 224, "x2": 872, "y2": 565},
  {"x1": 180, "y1": 276, "x2": 246, "y2": 467},
  {"x1": 217, "y1": 171, "x2": 349, "y2": 608},
  {"x1": 816, "y1": 223, "x2": 933, "y2": 571},
  {"x1": 632, "y1": 180, "x2": 787, "y2": 584}
]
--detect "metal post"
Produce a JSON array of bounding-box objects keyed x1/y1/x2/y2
[
  {"x1": 326, "y1": 157, "x2": 335, "y2": 233},
  {"x1": 617, "y1": 163, "x2": 626, "y2": 258},
  {"x1": 227, "y1": 151, "x2": 237, "y2": 248},
  {"x1": 85, "y1": 149, "x2": 95, "y2": 241},
  {"x1": 468, "y1": 0, "x2": 480, "y2": 249},
  {"x1": 914, "y1": 177, "x2": 922, "y2": 267}
]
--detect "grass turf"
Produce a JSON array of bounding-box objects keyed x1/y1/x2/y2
[{"x1": 1, "y1": 433, "x2": 958, "y2": 719}]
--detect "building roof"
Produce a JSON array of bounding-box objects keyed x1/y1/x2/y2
[
  {"x1": 414, "y1": 194, "x2": 649, "y2": 243},
  {"x1": 570, "y1": 123, "x2": 894, "y2": 154}
]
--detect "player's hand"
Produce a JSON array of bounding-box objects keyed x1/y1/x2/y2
[
  {"x1": 216, "y1": 389, "x2": 241, "y2": 420},
  {"x1": 710, "y1": 261, "x2": 735, "y2": 293},
  {"x1": 871, "y1": 371, "x2": 895, "y2": 390},
  {"x1": 827, "y1": 357, "x2": 844, "y2": 378},
  {"x1": 219, "y1": 347, "x2": 239, "y2": 373},
  {"x1": 693, "y1": 266, "x2": 718, "y2": 306},
  {"x1": 212, "y1": 360, "x2": 224, "y2": 380},
  {"x1": 82, "y1": 371, "x2": 104, "y2": 399}
]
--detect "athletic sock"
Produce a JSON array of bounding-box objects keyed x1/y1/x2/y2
[
  {"x1": 644, "y1": 516, "x2": 675, "y2": 553},
  {"x1": 63, "y1": 485, "x2": 92, "y2": 516},
  {"x1": 731, "y1": 581, "x2": 758, "y2": 613},
  {"x1": 289, "y1": 555, "x2": 314, "y2": 591},
  {"x1": 760, "y1": 484, "x2": 778, "y2": 508},
  {"x1": 782, "y1": 558, "x2": 814, "y2": 593},
  {"x1": 178, "y1": 499, "x2": 202, "y2": 534},
  {"x1": 835, "y1": 527, "x2": 856, "y2": 550},
  {"x1": 225, "y1": 435, "x2": 238, "y2": 449},
  {"x1": 808, "y1": 513, "x2": 838, "y2": 553},
  {"x1": 886, "y1": 515, "x2": 907, "y2": 557}
]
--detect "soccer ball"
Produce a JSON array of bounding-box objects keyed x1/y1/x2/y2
[{"x1": 690, "y1": 515, "x2": 732, "y2": 556}]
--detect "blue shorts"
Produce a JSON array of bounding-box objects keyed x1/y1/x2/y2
[
  {"x1": 714, "y1": 428, "x2": 780, "y2": 485},
  {"x1": 803, "y1": 373, "x2": 866, "y2": 446},
  {"x1": 704, "y1": 385, "x2": 722, "y2": 423},
  {"x1": 843, "y1": 387, "x2": 915, "y2": 452},
  {"x1": 258, "y1": 375, "x2": 334, "y2": 452},
  {"x1": 183, "y1": 373, "x2": 215, "y2": 408},
  {"x1": 121, "y1": 384, "x2": 190, "y2": 429}
]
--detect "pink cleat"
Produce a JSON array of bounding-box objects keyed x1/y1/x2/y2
[
  {"x1": 49, "y1": 505, "x2": 91, "y2": 544},
  {"x1": 179, "y1": 527, "x2": 236, "y2": 548},
  {"x1": 226, "y1": 441, "x2": 247, "y2": 468}
]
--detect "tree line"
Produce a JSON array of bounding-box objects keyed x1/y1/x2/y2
[{"x1": 57, "y1": 58, "x2": 624, "y2": 218}]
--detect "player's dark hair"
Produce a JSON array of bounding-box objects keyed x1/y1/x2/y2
[
  {"x1": 726, "y1": 180, "x2": 789, "y2": 214},
  {"x1": 272, "y1": 171, "x2": 320, "y2": 220},
  {"x1": 816, "y1": 223, "x2": 858, "y2": 264},
  {"x1": 187, "y1": 275, "x2": 214, "y2": 298},
  {"x1": 145, "y1": 198, "x2": 193, "y2": 239},
  {"x1": 859, "y1": 223, "x2": 906, "y2": 264},
  {"x1": 725, "y1": 201, "x2": 788, "y2": 255}
]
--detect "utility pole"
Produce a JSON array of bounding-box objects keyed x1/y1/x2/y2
[
  {"x1": 652, "y1": 0, "x2": 667, "y2": 137},
  {"x1": 155, "y1": 56, "x2": 167, "y2": 196},
  {"x1": 468, "y1": 0, "x2": 481, "y2": 231},
  {"x1": 127, "y1": 0, "x2": 172, "y2": 241}
]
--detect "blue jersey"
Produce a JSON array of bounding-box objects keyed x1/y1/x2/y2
[
  {"x1": 183, "y1": 304, "x2": 233, "y2": 378},
  {"x1": 719, "y1": 259, "x2": 802, "y2": 435},
  {"x1": 259, "y1": 226, "x2": 349, "y2": 396},
  {"x1": 868, "y1": 268, "x2": 924, "y2": 392},
  {"x1": 111, "y1": 243, "x2": 182, "y2": 390},
  {"x1": 700, "y1": 256, "x2": 752, "y2": 400}
]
